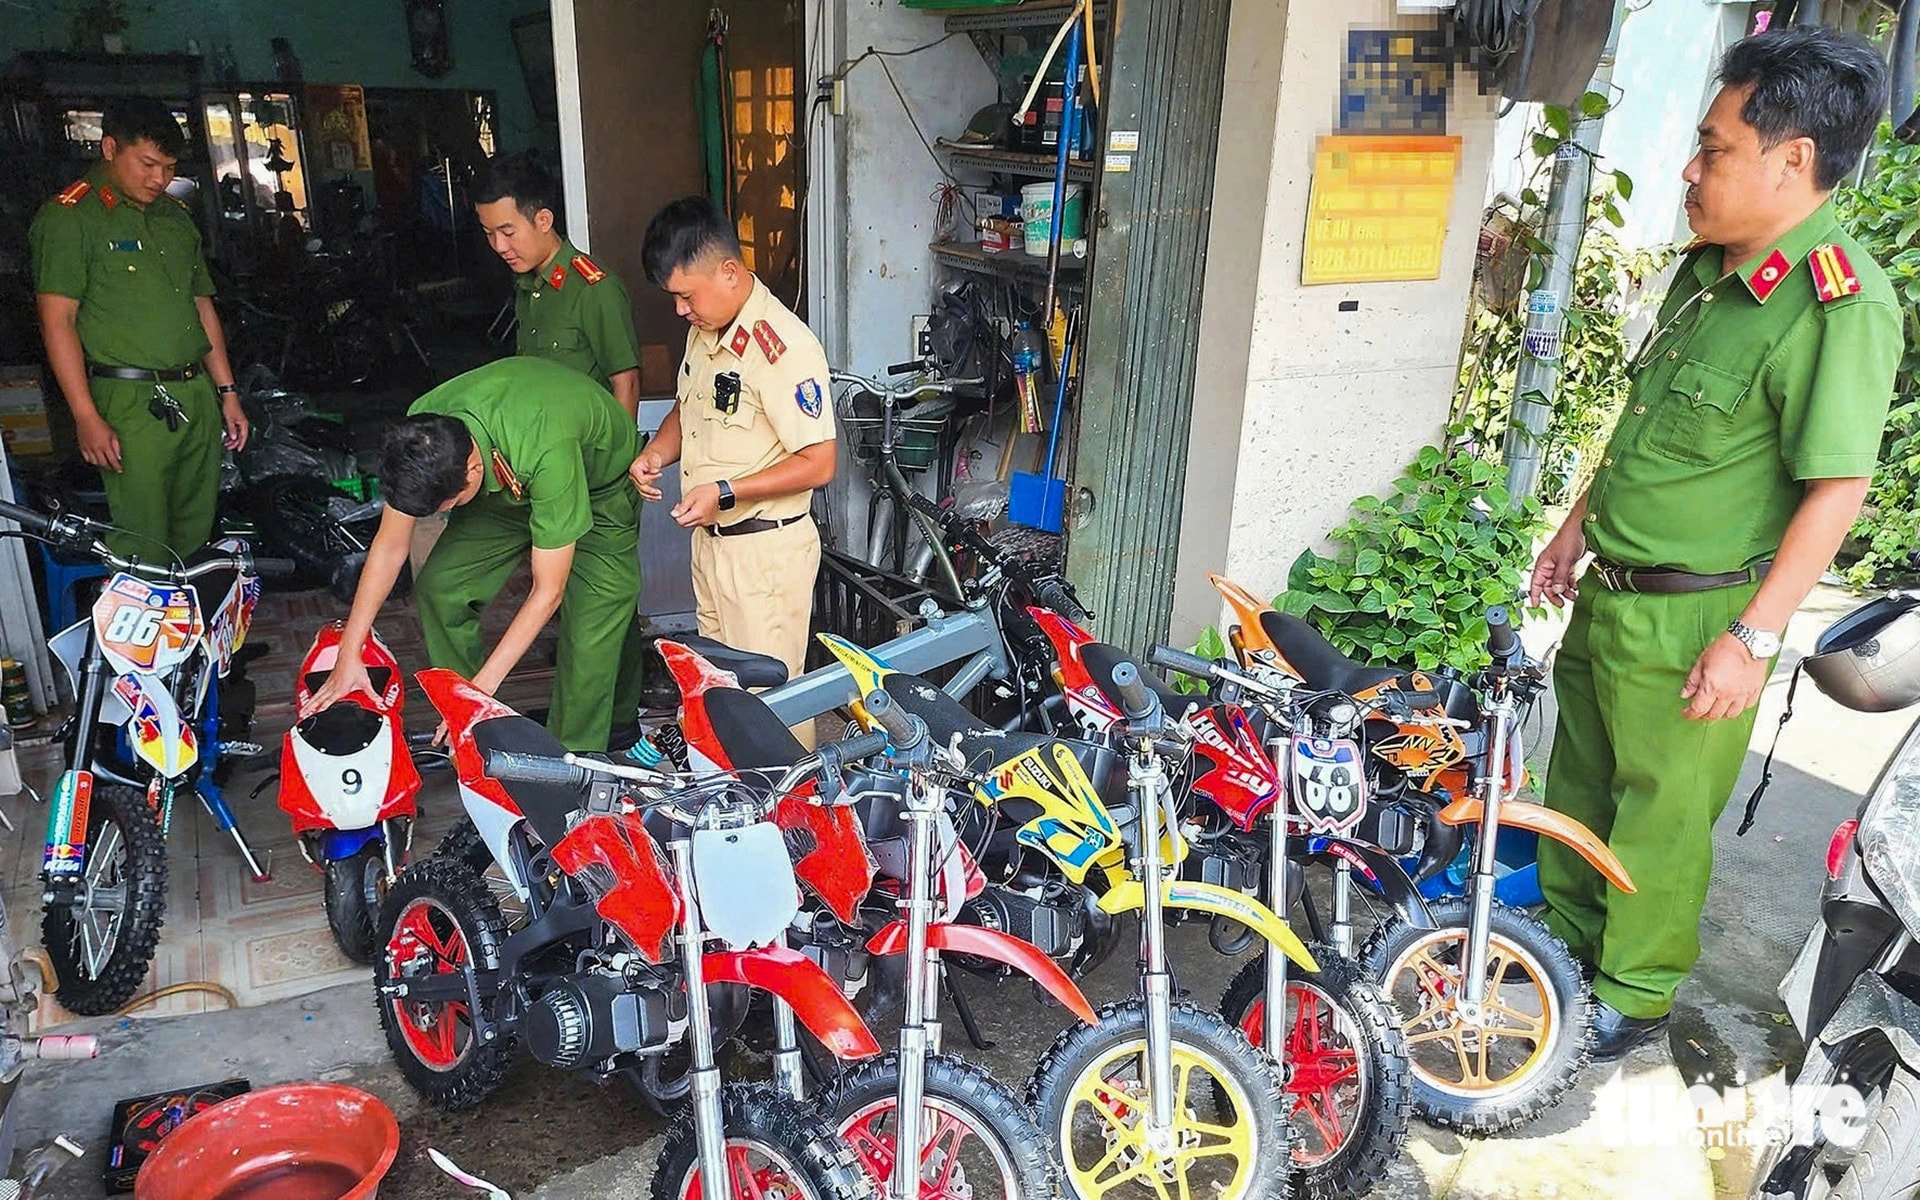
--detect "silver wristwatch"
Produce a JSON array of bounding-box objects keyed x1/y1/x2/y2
[{"x1": 1728, "y1": 619, "x2": 1782, "y2": 660}]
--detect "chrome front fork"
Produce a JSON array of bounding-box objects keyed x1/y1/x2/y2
[
  {"x1": 1265, "y1": 794, "x2": 1291, "y2": 1061},
  {"x1": 1460, "y1": 696, "x2": 1517, "y2": 1016},
  {"x1": 889, "y1": 780, "x2": 943, "y2": 1200},
  {"x1": 1133, "y1": 751, "x2": 1178, "y2": 1133},
  {"x1": 671, "y1": 839, "x2": 730, "y2": 1200}
]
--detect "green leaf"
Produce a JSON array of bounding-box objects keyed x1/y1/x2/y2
[
  {"x1": 1530, "y1": 132, "x2": 1560, "y2": 161},
  {"x1": 1604, "y1": 201, "x2": 1624, "y2": 228},
  {"x1": 1543, "y1": 106, "x2": 1571, "y2": 138},
  {"x1": 1579, "y1": 91, "x2": 1611, "y2": 118},
  {"x1": 1355, "y1": 548, "x2": 1384, "y2": 576},
  {"x1": 1613, "y1": 170, "x2": 1633, "y2": 200}
]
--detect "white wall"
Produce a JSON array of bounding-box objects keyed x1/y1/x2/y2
[{"x1": 1172, "y1": 0, "x2": 1502, "y2": 642}]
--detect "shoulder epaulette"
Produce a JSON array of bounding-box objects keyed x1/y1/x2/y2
[
  {"x1": 1808, "y1": 244, "x2": 1863, "y2": 303},
  {"x1": 55, "y1": 180, "x2": 91, "y2": 206},
  {"x1": 571, "y1": 254, "x2": 605, "y2": 284}
]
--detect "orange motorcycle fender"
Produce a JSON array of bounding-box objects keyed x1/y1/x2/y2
[
  {"x1": 1437, "y1": 796, "x2": 1637, "y2": 894},
  {"x1": 702, "y1": 945, "x2": 883, "y2": 1060},
  {"x1": 867, "y1": 920, "x2": 1097, "y2": 1025}
]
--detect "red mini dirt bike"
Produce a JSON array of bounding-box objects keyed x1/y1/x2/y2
[
  {"x1": 1031, "y1": 606, "x2": 1411, "y2": 1200},
  {"x1": 660, "y1": 638, "x2": 1096, "y2": 1200},
  {"x1": 279, "y1": 623, "x2": 421, "y2": 962},
  {"x1": 382, "y1": 668, "x2": 882, "y2": 1200}
]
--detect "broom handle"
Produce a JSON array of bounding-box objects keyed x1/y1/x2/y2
[
  {"x1": 1041, "y1": 326, "x2": 1076, "y2": 477},
  {"x1": 1043, "y1": 24, "x2": 1082, "y2": 319}
]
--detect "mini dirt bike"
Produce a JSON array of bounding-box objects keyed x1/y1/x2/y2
[
  {"x1": 385, "y1": 669, "x2": 883, "y2": 1150},
  {"x1": 1192, "y1": 581, "x2": 1636, "y2": 1131},
  {"x1": 1029, "y1": 607, "x2": 1411, "y2": 1200},
  {"x1": 659, "y1": 639, "x2": 1093, "y2": 1200},
  {"x1": 0, "y1": 500, "x2": 279, "y2": 1016},
  {"x1": 472, "y1": 687, "x2": 884, "y2": 1200},
  {"x1": 279, "y1": 622, "x2": 421, "y2": 962},
  {"x1": 824, "y1": 634, "x2": 1300, "y2": 1200}
]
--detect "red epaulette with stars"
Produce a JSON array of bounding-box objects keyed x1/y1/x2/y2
[
  {"x1": 56, "y1": 180, "x2": 91, "y2": 206},
  {"x1": 571, "y1": 254, "x2": 605, "y2": 284},
  {"x1": 1808, "y1": 244, "x2": 1862, "y2": 303},
  {"x1": 752, "y1": 320, "x2": 786, "y2": 364}
]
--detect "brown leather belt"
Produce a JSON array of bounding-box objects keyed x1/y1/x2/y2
[
  {"x1": 708, "y1": 513, "x2": 808, "y2": 538},
  {"x1": 88, "y1": 363, "x2": 201, "y2": 383},
  {"x1": 1589, "y1": 557, "x2": 1771, "y2": 594}
]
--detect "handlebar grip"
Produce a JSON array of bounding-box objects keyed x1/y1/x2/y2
[
  {"x1": 1486, "y1": 605, "x2": 1519, "y2": 659},
  {"x1": 1148, "y1": 644, "x2": 1216, "y2": 681},
  {"x1": 862, "y1": 689, "x2": 925, "y2": 750},
  {"x1": 482, "y1": 749, "x2": 591, "y2": 790},
  {"x1": 1110, "y1": 661, "x2": 1158, "y2": 722},
  {"x1": 0, "y1": 499, "x2": 55, "y2": 538},
  {"x1": 885, "y1": 359, "x2": 925, "y2": 377},
  {"x1": 831, "y1": 728, "x2": 893, "y2": 766},
  {"x1": 1394, "y1": 688, "x2": 1443, "y2": 711},
  {"x1": 252, "y1": 556, "x2": 299, "y2": 578}
]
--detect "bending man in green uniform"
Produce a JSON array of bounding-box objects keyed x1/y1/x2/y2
[
  {"x1": 474, "y1": 156, "x2": 642, "y2": 416},
  {"x1": 1529, "y1": 28, "x2": 1902, "y2": 1061},
  {"x1": 304, "y1": 357, "x2": 644, "y2": 752},
  {"x1": 30, "y1": 95, "x2": 249, "y2": 557}
]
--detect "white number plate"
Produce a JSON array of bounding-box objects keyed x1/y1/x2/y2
[
  {"x1": 692, "y1": 822, "x2": 800, "y2": 950},
  {"x1": 1289, "y1": 736, "x2": 1369, "y2": 835}
]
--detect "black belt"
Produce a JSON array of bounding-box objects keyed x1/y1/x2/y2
[
  {"x1": 708, "y1": 513, "x2": 808, "y2": 538},
  {"x1": 88, "y1": 364, "x2": 200, "y2": 383},
  {"x1": 1590, "y1": 558, "x2": 1771, "y2": 594}
]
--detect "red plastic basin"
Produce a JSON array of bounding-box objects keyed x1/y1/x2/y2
[{"x1": 135, "y1": 1083, "x2": 400, "y2": 1200}]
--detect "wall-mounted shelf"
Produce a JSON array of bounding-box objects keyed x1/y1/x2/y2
[
  {"x1": 941, "y1": 2, "x2": 1110, "y2": 32},
  {"x1": 930, "y1": 240, "x2": 1087, "y2": 280},
  {"x1": 937, "y1": 139, "x2": 1098, "y2": 183}
]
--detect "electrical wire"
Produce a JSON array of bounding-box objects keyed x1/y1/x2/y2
[{"x1": 1455, "y1": 0, "x2": 1532, "y2": 68}]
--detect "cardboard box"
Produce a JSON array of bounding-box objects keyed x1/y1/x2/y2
[
  {"x1": 978, "y1": 216, "x2": 1025, "y2": 255},
  {"x1": 0, "y1": 373, "x2": 50, "y2": 456}
]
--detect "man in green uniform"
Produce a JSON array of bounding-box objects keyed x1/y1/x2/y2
[
  {"x1": 474, "y1": 156, "x2": 641, "y2": 417},
  {"x1": 30, "y1": 95, "x2": 249, "y2": 557},
  {"x1": 1529, "y1": 28, "x2": 1902, "y2": 1061},
  {"x1": 304, "y1": 357, "x2": 644, "y2": 751}
]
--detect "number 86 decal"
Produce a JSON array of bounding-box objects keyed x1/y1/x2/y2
[{"x1": 1289, "y1": 736, "x2": 1369, "y2": 835}]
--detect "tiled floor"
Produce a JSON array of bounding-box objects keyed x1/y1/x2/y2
[{"x1": 6, "y1": 578, "x2": 557, "y2": 1030}]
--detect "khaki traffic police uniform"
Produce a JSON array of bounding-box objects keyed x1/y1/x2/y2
[
  {"x1": 677, "y1": 277, "x2": 833, "y2": 678},
  {"x1": 1540, "y1": 199, "x2": 1903, "y2": 1020},
  {"x1": 30, "y1": 164, "x2": 221, "y2": 557},
  {"x1": 516, "y1": 239, "x2": 640, "y2": 391},
  {"x1": 410, "y1": 357, "x2": 644, "y2": 752}
]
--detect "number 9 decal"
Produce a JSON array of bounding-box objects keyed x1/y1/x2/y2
[{"x1": 341, "y1": 768, "x2": 363, "y2": 795}]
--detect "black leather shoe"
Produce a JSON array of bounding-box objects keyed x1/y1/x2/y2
[{"x1": 1590, "y1": 1000, "x2": 1669, "y2": 1062}]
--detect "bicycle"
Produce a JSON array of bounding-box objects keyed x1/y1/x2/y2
[{"x1": 831, "y1": 361, "x2": 983, "y2": 601}]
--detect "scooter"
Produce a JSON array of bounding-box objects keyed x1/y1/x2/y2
[
  {"x1": 278, "y1": 622, "x2": 421, "y2": 963},
  {"x1": 1749, "y1": 586, "x2": 1920, "y2": 1199}
]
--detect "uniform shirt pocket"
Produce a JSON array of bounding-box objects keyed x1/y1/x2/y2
[{"x1": 1647, "y1": 360, "x2": 1750, "y2": 466}]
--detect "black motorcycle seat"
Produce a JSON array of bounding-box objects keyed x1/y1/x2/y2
[
  {"x1": 1076, "y1": 641, "x2": 1191, "y2": 718},
  {"x1": 302, "y1": 667, "x2": 395, "y2": 698},
  {"x1": 676, "y1": 635, "x2": 789, "y2": 688},
  {"x1": 704, "y1": 687, "x2": 807, "y2": 771},
  {"x1": 294, "y1": 703, "x2": 384, "y2": 755},
  {"x1": 877, "y1": 673, "x2": 1055, "y2": 768},
  {"x1": 472, "y1": 714, "x2": 583, "y2": 848},
  {"x1": 1258, "y1": 610, "x2": 1411, "y2": 696}
]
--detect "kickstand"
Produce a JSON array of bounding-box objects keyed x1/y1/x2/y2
[{"x1": 942, "y1": 962, "x2": 995, "y2": 1051}]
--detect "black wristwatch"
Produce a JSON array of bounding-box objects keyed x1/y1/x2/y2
[
  {"x1": 216, "y1": 383, "x2": 238, "y2": 396},
  {"x1": 716, "y1": 480, "x2": 737, "y2": 512}
]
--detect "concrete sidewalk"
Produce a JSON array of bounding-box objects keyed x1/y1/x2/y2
[{"x1": 8, "y1": 582, "x2": 1905, "y2": 1199}]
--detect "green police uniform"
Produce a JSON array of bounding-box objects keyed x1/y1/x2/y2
[
  {"x1": 1541, "y1": 199, "x2": 1903, "y2": 1020},
  {"x1": 29, "y1": 164, "x2": 222, "y2": 557},
  {"x1": 516, "y1": 241, "x2": 640, "y2": 391},
  {"x1": 410, "y1": 357, "x2": 645, "y2": 751}
]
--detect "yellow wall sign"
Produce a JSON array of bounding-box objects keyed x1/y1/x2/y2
[{"x1": 1302, "y1": 134, "x2": 1463, "y2": 285}]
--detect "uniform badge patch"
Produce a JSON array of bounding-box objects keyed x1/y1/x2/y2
[
  {"x1": 571, "y1": 254, "x2": 605, "y2": 284},
  {"x1": 549, "y1": 264, "x2": 566, "y2": 290},
  {"x1": 490, "y1": 449, "x2": 525, "y2": 501},
  {"x1": 56, "y1": 180, "x2": 91, "y2": 206},
  {"x1": 752, "y1": 320, "x2": 787, "y2": 364},
  {"x1": 99, "y1": 186, "x2": 117, "y2": 209},
  {"x1": 796, "y1": 378, "x2": 824, "y2": 418},
  {"x1": 1745, "y1": 248, "x2": 1792, "y2": 303},
  {"x1": 729, "y1": 326, "x2": 753, "y2": 357},
  {"x1": 1808, "y1": 243, "x2": 1862, "y2": 303}
]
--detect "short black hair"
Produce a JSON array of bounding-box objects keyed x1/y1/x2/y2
[
  {"x1": 1717, "y1": 27, "x2": 1888, "y2": 191},
  {"x1": 380, "y1": 415, "x2": 473, "y2": 517},
  {"x1": 474, "y1": 154, "x2": 559, "y2": 222},
  {"x1": 101, "y1": 96, "x2": 186, "y2": 158},
  {"x1": 641, "y1": 196, "x2": 743, "y2": 285}
]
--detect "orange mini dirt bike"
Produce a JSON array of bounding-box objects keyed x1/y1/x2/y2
[{"x1": 1194, "y1": 577, "x2": 1638, "y2": 1132}]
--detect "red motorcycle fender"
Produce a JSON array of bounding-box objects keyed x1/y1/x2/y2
[
  {"x1": 701, "y1": 946, "x2": 882, "y2": 1060},
  {"x1": 866, "y1": 920, "x2": 1097, "y2": 1025}
]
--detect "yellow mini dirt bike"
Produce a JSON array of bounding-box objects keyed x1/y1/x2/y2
[{"x1": 822, "y1": 633, "x2": 1309, "y2": 1200}]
